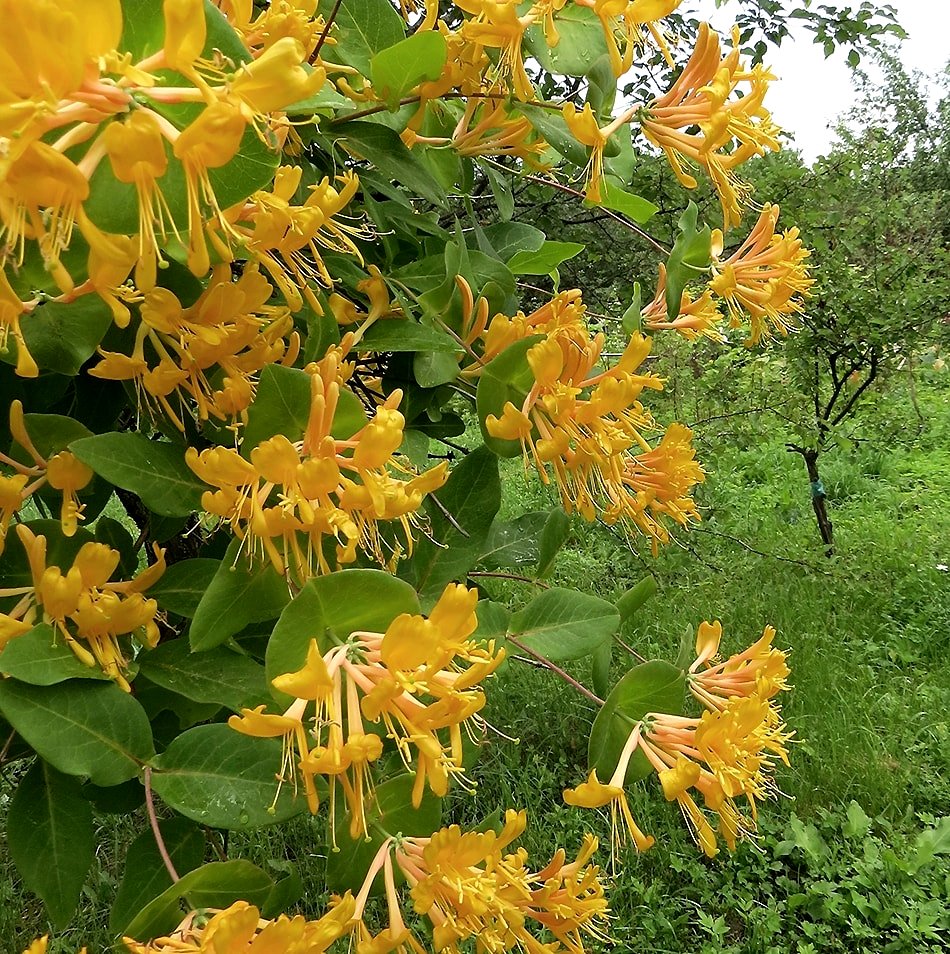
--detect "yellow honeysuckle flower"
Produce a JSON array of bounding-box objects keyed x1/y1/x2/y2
[
  {"x1": 642, "y1": 23, "x2": 780, "y2": 228},
  {"x1": 709, "y1": 203, "x2": 813, "y2": 344},
  {"x1": 44, "y1": 452, "x2": 95, "y2": 537},
  {"x1": 0, "y1": 525, "x2": 164, "y2": 689},
  {"x1": 343, "y1": 810, "x2": 608, "y2": 954},
  {"x1": 101, "y1": 110, "x2": 173, "y2": 291},
  {"x1": 228, "y1": 36, "x2": 327, "y2": 117},
  {"x1": 230, "y1": 585, "x2": 502, "y2": 835},
  {"x1": 162, "y1": 0, "x2": 207, "y2": 73},
  {"x1": 641, "y1": 263, "x2": 725, "y2": 341},
  {"x1": 458, "y1": 0, "x2": 537, "y2": 100},
  {"x1": 122, "y1": 895, "x2": 356, "y2": 953},
  {"x1": 476, "y1": 292, "x2": 701, "y2": 550}
]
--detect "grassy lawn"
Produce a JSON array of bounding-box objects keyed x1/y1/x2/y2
[{"x1": 2, "y1": 372, "x2": 948, "y2": 953}]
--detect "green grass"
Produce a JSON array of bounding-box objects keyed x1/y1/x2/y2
[{"x1": 2, "y1": 373, "x2": 948, "y2": 953}]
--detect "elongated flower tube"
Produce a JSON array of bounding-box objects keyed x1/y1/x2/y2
[
  {"x1": 0, "y1": 525, "x2": 165, "y2": 689},
  {"x1": 641, "y1": 263, "x2": 724, "y2": 341},
  {"x1": 709, "y1": 203, "x2": 813, "y2": 344},
  {"x1": 689, "y1": 620, "x2": 790, "y2": 714},
  {"x1": 457, "y1": 0, "x2": 537, "y2": 100},
  {"x1": 229, "y1": 584, "x2": 503, "y2": 834},
  {"x1": 642, "y1": 23, "x2": 780, "y2": 228}
]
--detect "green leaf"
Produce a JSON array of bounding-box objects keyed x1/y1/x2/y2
[
  {"x1": 371, "y1": 31, "x2": 447, "y2": 109},
  {"x1": 616, "y1": 576, "x2": 657, "y2": 626},
  {"x1": 413, "y1": 349, "x2": 460, "y2": 388},
  {"x1": 621, "y1": 283, "x2": 643, "y2": 335},
  {"x1": 317, "y1": 0, "x2": 405, "y2": 75},
  {"x1": 595, "y1": 181, "x2": 659, "y2": 224},
  {"x1": 123, "y1": 860, "x2": 274, "y2": 944},
  {"x1": 665, "y1": 202, "x2": 711, "y2": 320},
  {"x1": 475, "y1": 337, "x2": 541, "y2": 457},
  {"x1": 842, "y1": 800, "x2": 871, "y2": 839},
  {"x1": 149, "y1": 724, "x2": 308, "y2": 829},
  {"x1": 591, "y1": 639, "x2": 613, "y2": 702},
  {"x1": 266, "y1": 570, "x2": 419, "y2": 694},
  {"x1": 139, "y1": 640, "x2": 270, "y2": 712},
  {"x1": 15, "y1": 298, "x2": 113, "y2": 376},
  {"x1": 189, "y1": 541, "x2": 290, "y2": 651},
  {"x1": 473, "y1": 600, "x2": 511, "y2": 642},
  {"x1": 0, "y1": 679, "x2": 154, "y2": 785},
  {"x1": 519, "y1": 103, "x2": 590, "y2": 167},
  {"x1": 508, "y1": 241, "x2": 585, "y2": 276},
  {"x1": 8, "y1": 760, "x2": 94, "y2": 930},
  {"x1": 536, "y1": 509, "x2": 571, "y2": 578},
  {"x1": 508, "y1": 588, "x2": 619, "y2": 662},
  {"x1": 336, "y1": 122, "x2": 446, "y2": 207},
  {"x1": 21, "y1": 413, "x2": 93, "y2": 458},
  {"x1": 69, "y1": 433, "x2": 205, "y2": 517},
  {"x1": 588, "y1": 661, "x2": 686, "y2": 783},
  {"x1": 146, "y1": 558, "x2": 221, "y2": 618},
  {"x1": 110, "y1": 818, "x2": 206, "y2": 935},
  {"x1": 0, "y1": 623, "x2": 112, "y2": 685},
  {"x1": 402, "y1": 447, "x2": 501, "y2": 604},
  {"x1": 912, "y1": 816, "x2": 950, "y2": 872},
  {"x1": 478, "y1": 511, "x2": 552, "y2": 570},
  {"x1": 359, "y1": 320, "x2": 460, "y2": 353},
  {"x1": 242, "y1": 363, "x2": 311, "y2": 450},
  {"x1": 478, "y1": 223, "x2": 546, "y2": 262},
  {"x1": 326, "y1": 775, "x2": 442, "y2": 894},
  {"x1": 481, "y1": 161, "x2": 514, "y2": 221},
  {"x1": 524, "y1": 5, "x2": 609, "y2": 77}
]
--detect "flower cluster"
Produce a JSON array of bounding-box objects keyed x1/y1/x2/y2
[
  {"x1": 468, "y1": 290, "x2": 704, "y2": 550},
  {"x1": 187, "y1": 343, "x2": 448, "y2": 580},
  {"x1": 565, "y1": 622, "x2": 791, "y2": 857},
  {"x1": 0, "y1": 402, "x2": 95, "y2": 551},
  {"x1": 0, "y1": 0, "x2": 328, "y2": 378},
  {"x1": 710, "y1": 204, "x2": 814, "y2": 344},
  {"x1": 350, "y1": 810, "x2": 608, "y2": 953},
  {"x1": 229, "y1": 584, "x2": 503, "y2": 833},
  {"x1": 91, "y1": 265, "x2": 299, "y2": 427},
  {"x1": 642, "y1": 23, "x2": 781, "y2": 228},
  {"x1": 641, "y1": 264, "x2": 724, "y2": 341},
  {"x1": 0, "y1": 526, "x2": 165, "y2": 690},
  {"x1": 122, "y1": 896, "x2": 356, "y2": 954}
]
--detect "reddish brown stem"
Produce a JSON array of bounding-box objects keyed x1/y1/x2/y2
[
  {"x1": 506, "y1": 634, "x2": 604, "y2": 706},
  {"x1": 144, "y1": 766, "x2": 180, "y2": 883}
]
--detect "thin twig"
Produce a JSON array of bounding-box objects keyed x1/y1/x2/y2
[
  {"x1": 310, "y1": 0, "x2": 342, "y2": 63},
  {"x1": 144, "y1": 766, "x2": 180, "y2": 883},
  {"x1": 0, "y1": 730, "x2": 15, "y2": 766},
  {"x1": 428, "y1": 492, "x2": 469, "y2": 536},
  {"x1": 692, "y1": 526, "x2": 831, "y2": 574},
  {"x1": 469, "y1": 571, "x2": 549, "y2": 589},
  {"x1": 506, "y1": 634, "x2": 604, "y2": 706},
  {"x1": 519, "y1": 170, "x2": 670, "y2": 256},
  {"x1": 616, "y1": 637, "x2": 647, "y2": 662}
]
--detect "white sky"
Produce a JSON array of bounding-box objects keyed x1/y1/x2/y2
[{"x1": 689, "y1": 0, "x2": 950, "y2": 162}]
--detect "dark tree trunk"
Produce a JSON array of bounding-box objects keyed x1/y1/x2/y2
[
  {"x1": 803, "y1": 449, "x2": 834, "y2": 555},
  {"x1": 787, "y1": 445, "x2": 834, "y2": 555}
]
